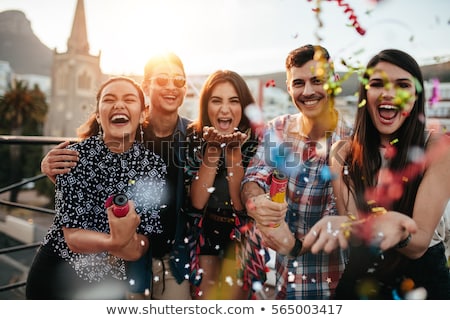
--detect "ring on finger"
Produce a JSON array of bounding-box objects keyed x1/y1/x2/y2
[{"x1": 326, "y1": 221, "x2": 332, "y2": 234}]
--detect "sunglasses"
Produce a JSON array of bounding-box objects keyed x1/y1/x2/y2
[{"x1": 151, "y1": 74, "x2": 186, "y2": 88}]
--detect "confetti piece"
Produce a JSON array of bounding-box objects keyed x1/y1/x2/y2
[
  {"x1": 392, "y1": 289, "x2": 402, "y2": 300},
  {"x1": 320, "y1": 165, "x2": 332, "y2": 181},
  {"x1": 384, "y1": 144, "x2": 397, "y2": 159},
  {"x1": 288, "y1": 273, "x2": 296, "y2": 282},
  {"x1": 400, "y1": 278, "x2": 415, "y2": 293},
  {"x1": 265, "y1": 79, "x2": 276, "y2": 87},
  {"x1": 428, "y1": 78, "x2": 440, "y2": 107},
  {"x1": 317, "y1": 0, "x2": 367, "y2": 35},
  {"x1": 405, "y1": 287, "x2": 427, "y2": 300}
]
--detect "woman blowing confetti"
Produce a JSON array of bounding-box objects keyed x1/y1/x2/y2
[{"x1": 185, "y1": 70, "x2": 264, "y2": 299}]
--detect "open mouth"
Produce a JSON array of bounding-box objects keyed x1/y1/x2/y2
[
  {"x1": 111, "y1": 114, "x2": 129, "y2": 124},
  {"x1": 378, "y1": 104, "x2": 399, "y2": 121},
  {"x1": 217, "y1": 118, "x2": 233, "y2": 131},
  {"x1": 162, "y1": 94, "x2": 177, "y2": 102}
]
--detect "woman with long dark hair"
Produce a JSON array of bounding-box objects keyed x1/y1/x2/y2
[{"x1": 304, "y1": 49, "x2": 450, "y2": 299}]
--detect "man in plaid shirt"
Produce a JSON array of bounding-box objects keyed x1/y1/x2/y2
[{"x1": 241, "y1": 44, "x2": 350, "y2": 299}]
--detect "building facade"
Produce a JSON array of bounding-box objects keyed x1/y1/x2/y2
[{"x1": 44, "y1": 0, "x2": 102, "y2": 138}]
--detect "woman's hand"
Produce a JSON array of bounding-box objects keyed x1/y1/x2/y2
[
  {"x1": 302, "y1": 211, "x2": 418, "y2": 254},
  {"x1": 203, "y1": 126, "x2": 247, "y2": 149},
  {"x1": 303, "y1": 216, "x2": 350, "y2": 254},
  {"x1": 107, "y1": 200, "x2": 141, "y2": 251},
  {"x1": 369, "y1": 210, "x2": 417, "y2": 251}
]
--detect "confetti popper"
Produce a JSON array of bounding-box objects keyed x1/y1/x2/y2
[
  {"x1": 105, "y1": 193, "x2": 129, "y2": 217},
  {"x1": 270, "y1": 170, "x2": 288, "y2": 203}
]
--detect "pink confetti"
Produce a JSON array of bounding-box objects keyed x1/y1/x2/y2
[{"x1": 428, "y1": 78, "x2": 440, "y2": 107}]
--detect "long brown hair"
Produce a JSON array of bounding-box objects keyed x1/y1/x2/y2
[
  {"x1": 190, "y1": 70, "x2": 254, "y2": 134},
  {"x1": 345, "y1": 49, "x2": 426, "y2": 217}
]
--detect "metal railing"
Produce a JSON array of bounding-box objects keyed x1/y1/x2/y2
[{"x1": 0, "y1": 135, "x2": 77, "y2": 298}]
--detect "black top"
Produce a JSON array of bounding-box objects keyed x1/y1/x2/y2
[
  {"x1": 184, "y1": 127, "x2": 258, "y2": 213},
  {"x1": 144, "y1": 132, "x2": 178, "y2": 257},
  {"x1": 43, "y1": 136, "x2": 166, "y2": 282}
]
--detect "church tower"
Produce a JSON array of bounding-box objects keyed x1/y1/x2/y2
[{"x1": 45, "y1": 0, "x2": 102, "y2": 137}]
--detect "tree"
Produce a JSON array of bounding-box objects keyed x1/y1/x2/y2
[{"x1": 0, "y1": 79, "x2": 48, "y2": 202}]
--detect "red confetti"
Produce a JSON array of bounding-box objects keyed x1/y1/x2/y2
[
  {"x1": 319, "y1": 0, "x2": 367, "y2": 35},
  {"x1": 265, "y1": 79, "x2": 276, "y2": 87},
  {"x1": 387, "y1": 182, "x2": 403, "y2": 201},
  {"x1": 384, "y1": 144, "x2": 397, "y2": 159}
]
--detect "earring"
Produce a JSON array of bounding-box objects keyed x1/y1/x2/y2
[
  {"x1": 98, "y1": 123, "x2": 103, "y2": 140},
  {"x1": 140, "y1": 124, "x2": 144, "y2": 143}
]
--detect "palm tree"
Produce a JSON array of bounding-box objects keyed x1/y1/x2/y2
[{"x1": 0, "y1": 79, "x2": 48, "y2": 202}]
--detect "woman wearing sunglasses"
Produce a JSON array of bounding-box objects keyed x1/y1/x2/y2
[{"x1": 184, "y1": 70, "x2": 265, "y2": 299}]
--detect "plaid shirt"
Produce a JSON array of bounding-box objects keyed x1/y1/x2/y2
[{"x1": 242, "y1": 113, "x2": 350, "y2": 299}]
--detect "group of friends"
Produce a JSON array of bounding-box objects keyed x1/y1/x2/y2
[{"x1": 24, "y1": 44, "x2": 450, "y2": 300}]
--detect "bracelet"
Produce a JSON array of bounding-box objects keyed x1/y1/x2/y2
[
  {"x1": 394, "y1": 233, "x2": 411, "y2": 249},
  {"x1": 289, "y1": 237, "x2": 303, "y2": 257}
]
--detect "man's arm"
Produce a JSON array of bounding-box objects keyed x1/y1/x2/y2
[{"x1": 41, "y1": 141, "x2": 79, "y2": 183}]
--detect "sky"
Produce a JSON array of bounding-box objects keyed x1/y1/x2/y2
[{"x1": 1, "y1": 0, "x2": 449, "y2": 76}]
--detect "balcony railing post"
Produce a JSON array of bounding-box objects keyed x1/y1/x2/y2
[{"x1": 0, "y1": 135, "x2": 76, "y2": 299}]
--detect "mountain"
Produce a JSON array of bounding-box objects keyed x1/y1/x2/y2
[{"x1": 0, "y1": 10, "x2": 52, "y2": 76}]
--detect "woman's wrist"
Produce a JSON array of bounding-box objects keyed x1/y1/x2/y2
[
  {"x1": 394, "y1": 232, "x2": 412, "y2": 249},
  {"x1": 203, "y1": 145, "x2": 221, "y2": 167}
]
